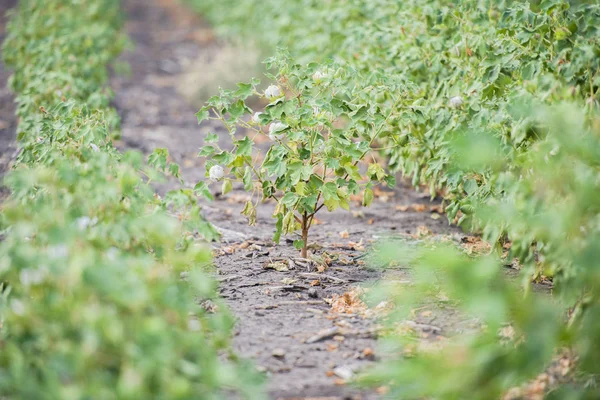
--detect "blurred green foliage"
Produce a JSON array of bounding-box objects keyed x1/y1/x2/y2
[
  {"x1": 0, "y1": 0, "x2": 262, "y2": 398},
  {"x1": 367, "y1": 104, "x2": 600, "y2": 398}
]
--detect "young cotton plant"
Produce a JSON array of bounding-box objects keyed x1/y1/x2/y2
[{"x1": 196, "y1": 54, "x2": 398, "y2": 258}]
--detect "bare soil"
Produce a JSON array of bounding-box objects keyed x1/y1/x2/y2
[{"x1": 110, "y1": 1, "x2": 469, "y2": 398}]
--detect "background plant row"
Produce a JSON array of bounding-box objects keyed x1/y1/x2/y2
[
  {"x1": 0, "y1": 0, "x2": 261, "y2": 398},
  {"x1": 191, "y1": 0, "x2": 600, "y2": 398}
]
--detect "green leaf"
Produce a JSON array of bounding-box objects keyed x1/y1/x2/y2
[
  {"x1": 168, "y1": 162, "x2": 181, "y2": 179},
  {"x1": 235, "y1": 136, "x2": 253, "y2": 157},
  {"x1": 198, "y1": 145, "x2": 216, "y2": 157},
  {"x1": 241, "y1": 200, "x2": 256, "y2": 225},
  {"x1": 281, "y1": 192, "x2": 298, "y2": 207},
  {"x1": 243, "y1": 167, "x2": 253, "y2": 191},
  {"x1": 234, "y1": 82, "x2": 254, "y2": 99},
  {"x1": 228, "y1": 99, "x2": 248, "y2": 120},
  {"x1": 363, "y1": 188, "x2": 374, "y2": 207},
  {"x1": 222, "y1": 178, "x2": 232, "y2": 195},
  {"x1": 273, "y1": 214, "x2": 283, "y2": 244},
  {"x1": 196, "y1": 106, "x2": 210, "y2": 124},
  {"x1": 204, "y1": 132, "x2": 219, "y2": 143},
  {"x1": 194, "y1": 181, "x2": 214, "y2": 201},
  {"x1": 293, "y1": 240, "x2": 305, "y2": 250},
  {"x1": 148, "y1": 148, "x2": 168, "y2": 171}
]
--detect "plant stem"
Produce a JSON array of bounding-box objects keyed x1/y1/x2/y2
[{"x1": 301, "y1": 212, "x2": 309, "y2": 258}]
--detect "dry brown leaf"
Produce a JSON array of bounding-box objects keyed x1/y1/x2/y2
[
  {"x1": 430, "y1": 204, "x2": 445, "y2": 213},
  {"x1": 330, "y1": 287, "x2": 368, "y2": 315},
  {"x1": 312, "y1": 217, "x2": 325, "y2": 225},
  {"x1": 412, "y1": 204, "x2": 428, "y2": 212},
  {"x1": 339, "y1": 230, "x2": 349, "y2": 239},
  {"x1": 462, "y1": 236, "x2": 491, "y2": 255},
  {"x1": 347, "y1": 239, "x2": 365, "y2": 251},
  {"x1": 310, "y1": 279, "x2": 321, "y2": 286},
  {"x1": 376, "y1": 386, "x2": 390, "y2": 395},
  {"x1": 413, "y1": 225, "x2": 432, "y2": 238}
]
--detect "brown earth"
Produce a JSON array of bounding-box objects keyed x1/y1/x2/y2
[{"x1": 110, "y1": 0, "x2": 470, "y2": 398}]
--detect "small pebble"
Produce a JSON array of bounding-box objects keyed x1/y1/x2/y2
[{"x1": 272, "y1": 348, "x2": 286, "y2": 358}]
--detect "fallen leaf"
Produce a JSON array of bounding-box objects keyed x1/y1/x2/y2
[
  {"x1": 412, "y1": 204, "x2": 427, "y2": 212},
  {"x1": 312, "y1": 217, "x2": 324, "y2": 225},
  {"x1": 310, "y1": 279, "x2": 321, "y2": 286},
  {"x1": 412, "y1": 225, "x2": 432, "y2": 238},
  {"x1": 461, "y1": 236, "x2": 491, "y2": 255},
  {"x1": 330, "y1": 287, "x2": 368, "y2": 315},
  {"x1": 339, "y1": 230, "x2": 349, "y2": 239},
  {"x1": 263, "y1": 262, "x2": 289, "y2": 272}
]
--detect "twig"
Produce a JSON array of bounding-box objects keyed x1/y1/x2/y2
[
  {"x1": 216, "y1": 274, "x2": 241, "y2": 282},
  {"x1": 298, "y1": 272, "x2": 348, "y2": 284},
  {"x1": 305, "y1": 327, "x2": 339, "y2": 344}
]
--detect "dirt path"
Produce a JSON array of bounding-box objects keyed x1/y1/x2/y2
[{"x1": 111, "y1": 1, "x2": 470, "y2": 398}]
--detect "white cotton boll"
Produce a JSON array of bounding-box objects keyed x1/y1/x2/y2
[
  {"x1": 11, "y1": 299, "x2": 25, "y2": 316},
  {"x1": 268, "y1": 121, "x2": 286, "y2": 140},
  {"x1": 48, "y1": 244, "x2": 68, "y2": 259},
  {"x1": 313, "y1": 106, "x2": 320, "y2": 115},
  {"x1": 107, "y1": 247, "x2": 119, "y2": 261},
  {"x1": 449, "y1": 96, "x2": 464, "y2": 108},
  {"x1": 312, "y1": 71, "x2": 326, "y2": 82},
  {"x1": 209, "y1": 165, "x2": 225, "y2": 181},
  {"x1": 90, "y1": 143, "x2": 100, "y2": 152},
  {"x1": 20, "y1": 267, "x2": 47, "y2": 287},
  {"x1": 76, "y1": 216, "x2": 92, "y2": 230},
  {"x1": 251, "y1": 112, "x2": 263, "y2": 124},
  {"x1": 264, "y1": 85, "x2": 281, "y2": 98},
  {"x1": 188, "y1": 318, "x2": 201, "y2": 332}
]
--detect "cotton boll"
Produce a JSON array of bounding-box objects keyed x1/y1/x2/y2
[
  {"x1": 251, "y1": 112, "x2": 263, "y2": 124},
  {"x1": 449, "y1": 96, "x2": 464, "y2": 108},
  {"x1": 312, "y1": 71, "x2": 326, "y2": 82},
  {"x1": 209, "y1": 165, "x2": 225, "y2": 181},
  {"x1": 268, "y1": 121, "x2": 286, "y2": 140},
  {"x1": 264, "y1": 85, "x2": 281, "y2": 98}
]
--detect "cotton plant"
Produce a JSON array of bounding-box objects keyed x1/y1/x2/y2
[{"x1": 195, "y1": 53, "x2": 401, "y2": 258}]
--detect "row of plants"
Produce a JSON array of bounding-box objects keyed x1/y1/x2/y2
[
  {"x1": 190, "y1": 0, "x2": 600, "y2": 397},
  {"x1": 0, "y1": 0, "x2": 261, "y2": 398}
]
